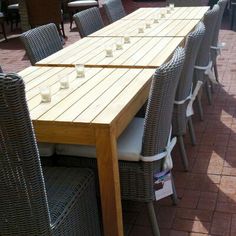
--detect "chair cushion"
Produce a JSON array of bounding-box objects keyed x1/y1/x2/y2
[
  {"x1": 68, "y1": 0, "x2": 98, "y2": 7},
  {"x1": 38, "y1": 142, "x2": 55, "y2": 157},
  {"x1": 7, "y1": 4, "x2": 19, "y2": 10},
  {"x1": 56, "y1": 118, "x2": 144, "y2": 162}
]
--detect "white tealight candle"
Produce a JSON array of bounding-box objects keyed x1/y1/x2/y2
[
  {"x1": 75, "y1": 64, "x2": 85, "y2": 78},
  {"x1": 153, "y1": 15, "x2": 160, "y2": 23},
  {"x1": 145, "y1": 21, "x2": 151, "y2": 29},
  {"x1": 40, "y1": 87, "x2": 51, "y2": 103},
  {"x1": 166, "y1": 7, "x2": 171, "y2": 14},
  {"x1": 116, "y1": 39, "x2": 123, "y2": 50},
  {"x1": 161, "y1": 9, "x2": 166, "y2": 18},
  {"x1": 138, "y1": 26, "x2": 144, "y2": 33},
  {"x1": 60, "y1": 76, "x2": 69, "y2": 89},
  {"x1": 169, "y1": 3, "x2": 175, "y2": 10},
  {"x1": 105, "y1": 46, "x2": 113, "y2": 57},
  {"x1": 124, "y1": 35, "x2": 130, "y2": 44}
]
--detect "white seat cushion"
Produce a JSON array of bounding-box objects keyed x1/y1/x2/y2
[
  {"x1": 56, "y1": 117, "x2": 144, "y2": 162},
  {"x1": 0, "y1": 12, "x2": 4, "y2": 18},
  {"x1": 38, "y1": 143, "x2": 55, "y2": 157},
  {"x1": 68, "y1": 1, "x2": 98, "y2": 7},
  {"x1": 7, "y1": 4, "x2": 19, "y2": 10}
]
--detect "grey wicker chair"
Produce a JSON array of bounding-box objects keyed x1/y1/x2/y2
[
  {"x1": 0, "y1": 73, "x2": 101, "y2": 236},
  {"x1": 172, "y1": 22, "x2": 205, "y2": 171},
  {"x1": 210, "y1": 0, "x2": 228, "y2": 83},
  {"x1": 194, "y1": 4, "x2": 220, "y2": 120},
  {"x1": 56, "y1": 47, "x2": 185, "y2": 236},
  {"x1": 103, "y1": 0, "x2": 126, "y2": 23},
  {"x1": 166, "y1": 0, "x2": 204, "y2": 6},
  {"x1": 73, "y1": 7, "x2": 104, "y2": 37},
  {"x1": 20, "y1": 23, "x2": 63, "y2": 65},
  {"x1": 67, "y1": 0, "x2": 99, "y2": 29}
]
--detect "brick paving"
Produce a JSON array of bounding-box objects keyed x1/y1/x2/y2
[{"x1": 0, "y1": 1, "x2": 236, "y2": 235}]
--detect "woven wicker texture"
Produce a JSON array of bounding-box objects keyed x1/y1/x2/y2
[
  {"x1": 73, "y1": 7, "x2": 104, "y2": 37},
  {"x1": 166, "y1": 0, "x2": 204, "y2": 6},
  {"x1": 20, "y1": 23, "x2": 63, "y2": 65},
  {"x1": 0, "y1": 73, "x2": 101, "y2": 235},
  {"x1": 103, "y1": 0, "x2": 126, "y2": 23},
  {"x1": 58, "y1": 47, "x2": 185, "y2": 202},
  {"x1": 194, "y1": 4, "x2": 220, "y2": 83},
  {"x1": 172, "y1": 22, "x2": 205, "y2": 136},
  {"x1": 211, "y1": 0, "x2": 228, "y2": 64}
]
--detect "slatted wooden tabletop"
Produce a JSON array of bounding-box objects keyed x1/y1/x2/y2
[
  {"x1": 36, "y1": 36, "x2": 184, "y2": 68},
  {"x1": 19, "y1": 66, "x2": 155, "y2": 140},
  {"x1": 88, "y1": 18, "x2": 199, "y2": 37},
  {"x1": 122, "y1": 6, "x2": 209, "y2": 20}
]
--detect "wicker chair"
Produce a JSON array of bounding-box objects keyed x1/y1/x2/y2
[
  {"x1": 194, "y1": 4, "x2": 220, "y2": 120},
  {"x1": 6, "y1": 0, "x2": 19, "y2": 31},
  {"x1": 210, "y1": 0, "x2": 228, "y2": 82},
  {"x1": 25, "y1": 0, "x2": 66, "y2": 38},
  {"x1": 20, "y1": 23, "x2": 63, "y2": 65},
  {"x1": 56, "y1": 47, "x2": 185, "y2": 236},
  {"x1": 0, "y1": 73, "x2": 101, "y2": 236},
  {"x1": 172, "y1": 22, "x2": 205, "y2": 171},
  {"x1": 67, "y1": 0, "x2": 99, "y2": 29},
  {"x1": 166, "y1": 0, "x2": 204, "y2": 6},
  {"x1": 0, "y1": 11, "x2": 7, "y2": 40},
  {"x1": 73, "y1": 7, "x2": 104, "y2": 37},
  {"x1": 103, "y1": 0, "x2": 126, "y2": 23}
]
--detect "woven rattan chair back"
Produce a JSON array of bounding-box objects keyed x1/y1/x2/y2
[
  {"x1": 103, "y1": 0, "x2": 126, "y2": 23},
  {"x1": 176, "y1": 22, "x2": 205, "y2": 101},
  {"x1": 73, "y1": 7, "x2": 104, "y2": 37},
  {"x1": 172, "y1": 22, "x2": 205, "y2": 136},
  {"x1": 211, "y1": 0, "x2": 228, "y2": 63},
  {"x1": 0, "y1": 73, "x2": 51, "y2": 235},
  {"x1": 20, "y1": 23, "x2": 63, "y2": 65},
  {"x1": 195, "y1": 5, "x2": 219, "y2": 68},
  {"x1": 166, "y1": 0, "x2": 204, "y2": 6},
  {"x1": 141, "y1": 47, "x2": 185, "y2": 157}
]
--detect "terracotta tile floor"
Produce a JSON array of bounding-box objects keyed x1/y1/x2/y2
[{"x1": 0, "y1": 1, "x2": 236, "y2": 235}]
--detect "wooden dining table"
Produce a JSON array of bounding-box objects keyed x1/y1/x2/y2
[
  {"x1": 121, "y1": 6, "x2": 209, "y2": 20},
  {"x1": 18, "y1": 65, "x2": 155, "y2": 236},
  {"x1": 20, "y1": 6, "x2": 210, "y2": 236},
  {"x1": 36, "y1": 36, "x2": 184, "y2": 68}
]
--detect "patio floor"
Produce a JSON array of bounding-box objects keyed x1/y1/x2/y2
[{"x1": 0, "y1": 1, "x2": 236, "y2": 235}]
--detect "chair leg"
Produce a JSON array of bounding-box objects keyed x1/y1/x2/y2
[
  {"x1": 196, "y1": 94, "x2": 204, "y2": 121},
  {"x1": 214, "y1": 63, "x2": 219, "y2": 83},
  {"x1": 205, "y1": 80, "x2": 212, "y2": 105},
  {"x1": 69, "y1": 11, "x2": 73, "y2": 29},
  {"x1": 231, "y1": 7, "x2": 235, "y2": 30},
  {"x1": 1, "y1": 22, "x2": 7, "y2": 41},
  {"x1": 177, "y1": 135, "x2": 189, "y2": 171},
  {"x1": 61, "y1": 21, "x2": 66, "y2": 38},
  {"x1": 170, "y1": 172, "x2": 178, "y2": 205},
  {"x1": 146, "y1": 202, "x2": 161, "y2": 236},
  {"x1": 188, "y1": 117, "x2": 196, "y2": 146}
]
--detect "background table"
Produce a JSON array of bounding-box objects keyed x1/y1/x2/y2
[
  {"x1": 19, "y1": 66, "x2": 155, "y2": 236},
  {"x1": 36, "y1": 36, "x2": 184, "y2": 68}
]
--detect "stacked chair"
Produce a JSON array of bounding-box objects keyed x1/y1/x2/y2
[
  {"x1": 56, "y1": 47, "x2": 186, "y2": 236},
  {"x1": 0, "y1": 73, "x2": 101, "y2": 236},
  {"x1": 103, "y1": 0, "x2": 126, "y2": 23},
  {"x1": 172, "y1": 22, "x2": 205, "y2": 171},
  {"x1": 73, "y1": 7, "x2": 104, "y2": 37}
]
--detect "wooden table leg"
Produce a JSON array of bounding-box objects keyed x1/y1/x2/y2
[{"x1": 95, "y1": 126, "x2": 124, "y2": 236}]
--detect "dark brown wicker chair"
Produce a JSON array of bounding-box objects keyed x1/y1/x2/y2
[
  {"x1": 0, "y1": 73, "x2": 101, "y2": 236},
  {"x1": 25, "y1": 0, "x2": 66, "y2": 38}
]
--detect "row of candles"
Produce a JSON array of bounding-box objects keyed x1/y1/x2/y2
[{"x1": 40, "y1": 4, "x2": 175, "y2": 103}]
